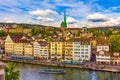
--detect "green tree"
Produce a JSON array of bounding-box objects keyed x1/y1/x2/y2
[
  {"x1": 93, "y1": 30, "x2": 103, "y2": 37},
  {"x1": 0, "y1": 30, "x2": 6, "y2": 36},
  {"x1": 5, "y1": 62, "x2": 20, "y2": 80},
  {"x1": 109, "y1": 35, "x2": 120, "y2": 52},
  {"x1": 104, "y1": 30, "x2": 112, "y2": 36}
]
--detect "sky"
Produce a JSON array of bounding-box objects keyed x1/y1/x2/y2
[{"x1": 1, "y1": 0, "x2": 120, "y2": 28}]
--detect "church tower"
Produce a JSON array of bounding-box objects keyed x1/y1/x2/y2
[
  {"x1": 61, "y1": 12, "x2": 67, "y2": 28},
  {"x1": 61, "y1": 12, "x2": 67, "y2": 38}
]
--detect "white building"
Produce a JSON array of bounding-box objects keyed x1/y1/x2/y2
[
  {"x1": 73, "y1": 38, "x2": 91, "y2": 61},
  {"x1": 96, "y1": 43, "x2": 110, "y2": 64},
  {"x1": 33, "y1": 41, "x2": 40, "y2": 57},
  {"x1": 96, "y1": 50, "x2": 111, "y2": 65},
  {"x1": 0, "y1": 62, "x2": 4, "y2": 80},
  {"x1": 33, "y1": 41, "x2": 49, "y2": 59},
  {"x1": 39, "y1": 41, "x2": 49, "y2": 59}
]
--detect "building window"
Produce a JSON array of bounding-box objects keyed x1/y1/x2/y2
[
  {"x1": 81, "y1": 49, "x2": 84, "y2": 51},
  {"x1": 98, "y1": 47, "x2": 100, "y2": 49},
  {"x1": 105, "y1": 47, "x2": 108, "y2": 49},
  {"x1": 81, "y1": 52, "x2": 84, "y2": 54}
]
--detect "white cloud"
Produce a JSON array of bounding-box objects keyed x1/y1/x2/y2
[
  {"x1": 37, "y1": 17, "x2": 54, "y2": 22},
  {"x1": 4, "y1": 17, "x2": 13, "y2": 23},
  {"x1": 87, "y1": 13, "x2": 109, "y2": 22},
  {"x1": 67, "y1": 17, "x2": 77, "y2": 24},
  {"x1": 29, "y1": 9, "x2": 58, "y2": 16}
]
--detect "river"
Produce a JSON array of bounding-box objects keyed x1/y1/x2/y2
[{"x1": 15, "y1": 63, "x2": 120, "y2": 80}]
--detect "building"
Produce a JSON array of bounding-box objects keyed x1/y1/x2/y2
[
  {"x1": 5, "y1": 34, "x2": 33, "y2": 56},
  {"x1": 73, "y1": 38, "x2": 91, "y2": 61},
  {"x1": 39, "y1": 41, "x2": 49, "y2": 59},
  {"x1": 24, "y1": 43, "x2": 33, "y2": 56},
  {"x1": 0, "y1": 62, "x2": 4, "y2": 80},
  {"x1": 96, "y1": 37, "x2": 109, "y2": 52},
  {"x1": 111, "y1": 52, "x2": 120, "y2": 65},
  {"x1": 65, "y1": 40, "x2": 74, "y2": 60},
  {"x1": 50, "y1": 40, "x2": 65, "y2": 61},
  {"x1": 33, "y1": 41, "x2": 49, "y2": 59},
  {"x1": 5, "y1": 27, "x2": 31, "y2": 34},
  {"x1": 96, "y1": 50, "x2": 111, "y2": 65},
  {"x1": 96, "y1": 39, "x2": 110, "y2": 64},
  {"x1": 33, "y1": 41, "x2": 40, "y2": 57},
  {"x1": 5, "y1": 34, "x2": 16, "y2": 55}
]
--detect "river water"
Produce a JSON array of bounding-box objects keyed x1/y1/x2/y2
[{"x1": 15, "y1": 63, "x2": 120, "y2": 80}]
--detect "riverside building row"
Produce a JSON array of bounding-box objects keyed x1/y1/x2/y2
[
  {"x1": 4, "y1": 34, "x2": 120, "y2": 65},
  {"x1": 5, "y1": 34, "x2": 91, "y2": 62}
]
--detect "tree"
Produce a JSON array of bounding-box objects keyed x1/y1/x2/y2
[
  {"x1": 5, "y1": 62, "x2": 20, "y2": 80},
  {"x1": 104, "y1": 30, "x2": 112, "y2": 36},
  {"x1": 0, "y1": 30, "x2": 6, "y2": 36},
  {"x1": 90, "y1": 29, "x2": 103, "y2": 37},
  {"x1": 109, "y1": 35, "x2": 120, "y2": 52}
]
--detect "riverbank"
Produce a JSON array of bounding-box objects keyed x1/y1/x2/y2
[{"x1": 1, "y1": 58, "x2": 120, "y2": 73}]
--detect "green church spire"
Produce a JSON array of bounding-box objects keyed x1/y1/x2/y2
[
  {"x1": 61, "y1": 11, "x2": 67, "y2": 28},
  {"x1": 64, "y1": 11, "x2": 66, "y2": 23}
]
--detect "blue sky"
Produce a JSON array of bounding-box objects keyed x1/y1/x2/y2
[{"x1": 1, "y1": 0, "x2": 120, "y2": 27}]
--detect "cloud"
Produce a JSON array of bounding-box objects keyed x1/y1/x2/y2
[
  {"x1": 1, "y1": 0, "x2": 120, "y2": 28},
  {"x1": 87, "y1": 13, "x2": 109, "y2": 22},
  {"x1": 4, "y1": 17, "x2": 13, "y2": 23},
  {"x1": 36, "y1": 17, "x2": 54, "y2": 22},
  {"x1": 67, "y1": 17, "x2": 77, "y2": 24},
  {"x1": 29, "y1": 9, "x2": 58, "y2": 16}
]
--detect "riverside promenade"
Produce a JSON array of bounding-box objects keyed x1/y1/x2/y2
[{"x1": 1, "y1": 58, "x2": 120, "y2": 73}]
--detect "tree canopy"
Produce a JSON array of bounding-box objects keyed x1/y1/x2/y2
[
  {"x1": 109, "y1": 35, "x2": 120, "y2": 52},
  {"x1": 5, "y1": 62, "x2": 20, "y2": 80}
]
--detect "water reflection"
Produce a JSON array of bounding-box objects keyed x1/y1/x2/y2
[
  {"x1": 91, "y1": 71, "x2": 98, "y2": 80},
  {"x1": 15, "y1": 63, "x2": 120, "y2": 80}
]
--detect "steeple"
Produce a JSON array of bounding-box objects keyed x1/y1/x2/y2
[
  {"x1": 61, "y1": 11, "x2": 67, "y2": 28},
  {"x1": 64, "y1": 11, "x2": 66, "y2": 24}
]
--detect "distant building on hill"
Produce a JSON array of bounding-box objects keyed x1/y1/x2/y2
[{"x1": 4, "y1": 27, "x2": 31, "y2": 34}]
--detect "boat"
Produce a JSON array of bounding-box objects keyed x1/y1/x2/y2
[{"x1": 39, "y1": 69, "x2": 66, "y2": 74}]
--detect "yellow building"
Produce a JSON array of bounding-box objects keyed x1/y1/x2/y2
[{"x1": 50, "y1": 41, "x2": 65, "y2": 61}]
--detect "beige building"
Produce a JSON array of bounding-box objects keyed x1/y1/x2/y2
[
  {"x1": 24, "y1": 43, "x2": 33, "y2": 56},
  {"x1": 0, "y1": 62, "x2": 4, "y2": 80},
  {"x1": 65, "y1": 40, "x2": 74, "y2": 60},
  {"x1": 5, "y1": 35, "x2": 15, "y2": 55},
  {"x1": 5, "y1": 34, "x2": 33, "y2": 56}
]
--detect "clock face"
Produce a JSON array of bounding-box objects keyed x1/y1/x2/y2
[{"x1": 99, "y1": 51, "x2": 104, "y2": 55}]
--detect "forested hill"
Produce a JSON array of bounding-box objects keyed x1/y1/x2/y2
[{"x1": 0, "y1": 22, "x2": 57, "y2": 29}]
